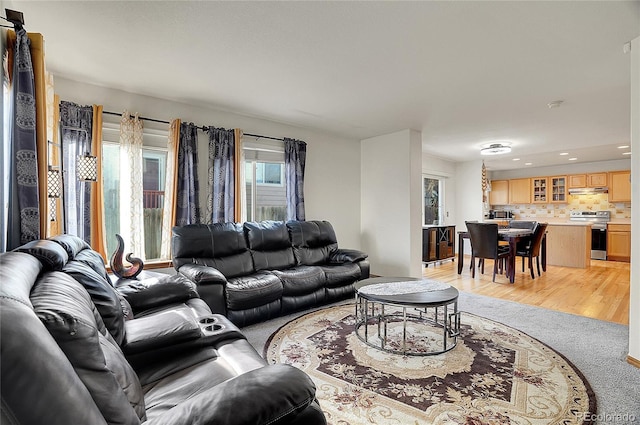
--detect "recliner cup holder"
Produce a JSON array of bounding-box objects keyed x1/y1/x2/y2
[
  {"x1": 199, "y1": 316, "x2": 225, "y2": 333},
  {"x1": 204, "y1": 324, "x2": 224, "y2": 332}
]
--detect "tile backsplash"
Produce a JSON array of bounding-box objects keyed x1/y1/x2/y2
[{"x1": 508, "y1": 194, "x2": 631, "y2": 220}]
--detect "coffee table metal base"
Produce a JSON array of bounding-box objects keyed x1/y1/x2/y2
[{"x1": 354, "y1": 295, "x2": 460, "y2": 356}]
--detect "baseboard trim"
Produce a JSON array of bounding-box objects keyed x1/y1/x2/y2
[{"x1": 627, "y1": 355, "x2": 640, "y2": 368}]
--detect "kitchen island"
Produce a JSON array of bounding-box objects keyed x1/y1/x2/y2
[{"x1": 545, "y1": 222, "x2": 592, "y2": 268}]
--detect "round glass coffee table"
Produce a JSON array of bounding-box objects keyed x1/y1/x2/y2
[{"x1": 354, "y1": 277, "x2": 460, "y2": 356}]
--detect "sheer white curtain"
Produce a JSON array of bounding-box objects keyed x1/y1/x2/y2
[
  {"x1": 119, "y1": 112, "x2": 145, "y2": 259},
  {"x1": 160, "y1": 119, "x2": 179, "y2": 260}
]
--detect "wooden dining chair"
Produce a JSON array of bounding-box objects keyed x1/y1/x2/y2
[
  {"x1": 465, "y1": 222, "x2": 511, "y2": 282},
  {"x1": 516, "y1": 222, "x2": 548, "y2": 278}
]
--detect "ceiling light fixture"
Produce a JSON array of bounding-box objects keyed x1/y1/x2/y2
[
  {"x1": 512, "y1": 158, "x2": 520, "y2": 161},
  {"x1": 569, "y1": 157, "x2": 578, "y2": 161},
  {"x1": 559, "y1": 152, "x2": 569, "y2": 156},
  {"x1": 618, "y1": 145, "x2": 630, "y2": 149},
  {"x1": 548, "y1": 100, "x2": 564, "y2": 109},
  {"x1": 525, "y1": 162, "x2": 532, "y2": 166},
  {"x1": 622, "y1": 152, "x2": 631, "y2": 155},
  {"x1": 480, "y1": 143, "x2": 511, "y2": 155}
]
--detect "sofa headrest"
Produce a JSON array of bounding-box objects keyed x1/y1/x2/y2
[
  {"x1": 244, "y1": 221, "x2": 295, "y2": 271},
  {"x1": 31, "y1": 271, "x2": 146, "y2": 423},
  {"x1": 62, "y1": 260, "x2": 128, "y2": 346},
  {"x1": 172, "y1": 223, "x2": 250, "y2": 271},
  {"x1": 0, "y1": 260, "x2": 108, "y2": 425},
  {"x1": 244, "y1": 221, "x2": 291, "y2": 250},
  {"x1": 286, "y1": 220, "x2": 338, "y2": 248},
  {"x1": 14, "y1": 239, "x2": 69, "y2": 271},
  {"x1": 0, "y1": 252, "x2": 43, "y2": 305},
  {"x1": 50, "y1": 234, "x2": 91, "y2": 259},
  {"x1": 286, "y1": 221, "x2": 338, "y2": 265}
]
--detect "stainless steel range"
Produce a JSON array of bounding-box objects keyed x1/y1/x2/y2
[{"x1": 569, "y1": 210, "x2": 611, "y2": 260}]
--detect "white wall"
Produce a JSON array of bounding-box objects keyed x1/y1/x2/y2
[
  {"x1": 53, "y1": 77, "x2": 363, "y2": 249},
  {"x1": 361, "y1": 129, "x2": 422, "y2": 277},
  {"x1": 629, "y1": 35, "x2": 639, "y2": 364},
  {"x1": 454, "y1": 160, "x2": 485, "y2": 254}
]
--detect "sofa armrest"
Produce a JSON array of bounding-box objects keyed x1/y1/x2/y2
[
  {"x1": 123, "y1": 309, "x2": 202, "y2": 355},
  {"x1": 146, "y1": 364, "x2": 324, "y2": 425},
  {"x1": 177, "y1": 264, "x2": 228, "y2": 314},
  {"x1": 115, "y1": 274, "x2": 198, "y2": 314},
  {"x1": 178, "y1": 264, "x2": 228, "y2": 286},
  {"x1": 329, "y1": 248, "x2": 368, "y2": 264}
]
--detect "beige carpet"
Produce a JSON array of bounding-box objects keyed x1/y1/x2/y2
[{"x1": 264, "y1": 303, "x2": 596, "y2": 425}]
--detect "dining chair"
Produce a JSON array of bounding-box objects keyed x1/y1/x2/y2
[
  {"x1": 465, "y1": 222, "x2": 511, "y2": 282},
  {"x1": 509, "y1": 220, "x2": 538, "y2": 268},
  {"x1": 516, "y1": 222, "x2": 548, "y2": 279}
]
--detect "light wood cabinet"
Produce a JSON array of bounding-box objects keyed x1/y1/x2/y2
[
  {"x1": 568, "y1": 174, "x2": 587, "y2": 188},
  {"x1": 608, "y1": 171, "x2": 631, "y2": 203},
  {"x1": 545, "y1": 224, "x2": 591, "y2": 268},
  {"x1": 607, "y1": 223, "x2": 631, "y2": 262},
  {"x1": 489, "y1": 180, "x2": 509, "y2": 205},
  {"x1": 531, "y1": 177, "x2": 548, "y2": 203},
  {"x1": 568, "y1": 173, "x2": 608, "y2": 188},
  {"x1": 509, "y1": 178, "x2": 531, "y2": 204},
  {"x1": 550, "y1": 176, "x2": 567, "y2": 202},
  {"x1": 587, "y1": 173, "x2": 608, "y2": 187}
]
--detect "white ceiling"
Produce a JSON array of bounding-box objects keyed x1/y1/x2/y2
[{"x1": 5, "y1": 1, "x2": 640, "y2": 170}]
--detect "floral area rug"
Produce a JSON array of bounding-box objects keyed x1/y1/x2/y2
[{"x1": 264, "y1": 303, "x2": 596, "y2": 425}]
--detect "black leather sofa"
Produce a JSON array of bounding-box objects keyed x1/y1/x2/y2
[
  {"x1": 172, "y1": 220, "x2": 370, "y2": 327},
  {"x1": 1, "y1": 235, "x2": 325, "y2": 425}
]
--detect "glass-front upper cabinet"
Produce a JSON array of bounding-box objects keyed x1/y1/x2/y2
[
  {"x1": 532, "y1": 177, "x2": 548, "y2": 203},
  {"x1": 550, "y1": 176, "x2": 567, "y2": 203}
]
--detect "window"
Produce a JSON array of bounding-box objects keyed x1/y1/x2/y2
[
  {"x1": 242, "y1": 137, "x2": 286, "y2": 222},
  {"x1": 102, "y1": 122, "x2": 168, "y2": 260},
  {"x1": 423, "y1": 175, "x2": 445, "y2": 226}
]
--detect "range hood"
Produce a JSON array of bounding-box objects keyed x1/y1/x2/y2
[{"x1": 568, "y1": 187, "x2": 609, "y2": 195}]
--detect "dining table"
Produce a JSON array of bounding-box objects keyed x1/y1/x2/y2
[{"x1": 457, "y1": 228, "x2": 546, "y2": 283}]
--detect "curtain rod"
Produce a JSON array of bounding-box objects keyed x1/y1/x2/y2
[{"x1": 102, "y1": 110, "x2": 284, "y2": 141}]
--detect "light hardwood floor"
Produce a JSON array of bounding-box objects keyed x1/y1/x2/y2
[{"x1": 422, "y1": 256, "x2": 631, "y2": 325}]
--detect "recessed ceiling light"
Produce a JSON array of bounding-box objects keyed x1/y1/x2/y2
[
  {"x1": 559, "y1": 152, "x2": 569, "y2": 156},
  {"x1": 547, "y1": 100, "x2": 564, "y2": 109},
  {"x1": 618, "y1": 145, "x2": 630, "y2": 149},
  {"x1": 480, "y1": 143, "x2": 512, "y2": 155},
  {"x1": 569, "y1": 157, "x2": 578, "y2": 161},
  {"x1": 512, "y1": 158, "x2": 520, "y2": 161},
  {"x1": 525, "y1": 162, "x2": 532, "y2": 166},
  {"x1": 622, "y1": 152, "x2": 631, "y2": 155}
]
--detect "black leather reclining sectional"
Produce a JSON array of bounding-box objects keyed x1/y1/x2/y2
[
  {"x1": 1, "y1": 235, "x2": 325, "y2": 425},
  {"x1": 172, "y1": 220, "x2": 370, "y2": 327}
]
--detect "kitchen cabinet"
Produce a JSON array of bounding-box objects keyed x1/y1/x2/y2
[
  {"x1": 568, "y1": 174, "x2": 587, "y2": 188},
  {"x1": 509, "y1": 178, "x2": 531, "y2": 204},
  {"x1": 607, "y1": 223, "x2": 631, "y2": 262},
  {"x1": 608, "y1": 170, "x2": 631, "y2": 203},
  {"x1": 587, "y1": 173, "x2": 608, "y2": 187},
  {"x1": 422, "y1": 225, "x2": 456, "y2": 265},
  {"x1": 532, "y1": 177, "x2": 548, "y2": 203},
  {"x1": 568, "y1": 173, "x2": 608, "y2": 188},
  {"x1": 545, "y1": 224, "x2": 591, "y2": 268},
  {"x1": 550, "y1": 176, "x2": 567, "y2": 202},
  {"x1": 489, "y1": 180, "x2": 509, "y2": 205}
]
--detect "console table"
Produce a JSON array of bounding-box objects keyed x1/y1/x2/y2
[{"x1": 422, "y1": 225, "x2": 456, "y2": 266}]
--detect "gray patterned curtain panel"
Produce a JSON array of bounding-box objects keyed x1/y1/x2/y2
[
  {"x1": 284, "y1": 138, "x2": 307, "y2": 221},
  {"x1": 7, "y1": 28, "x2": 40, "y2": 249},
  {"x1": 176, "y1": 123, "x2": 201, "y2": 226},
  {"x1": 59, "y1": 101, "x2": 93, "y2": 243},
  {"x1": 208, "y1": 127, "x2": 235, "y2": 223}
]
